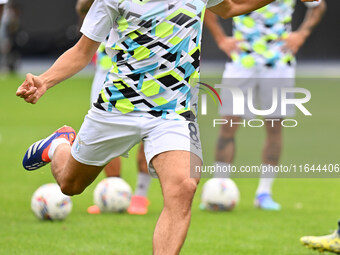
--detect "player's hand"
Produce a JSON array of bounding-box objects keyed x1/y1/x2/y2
[
  {"x1": 217, "y1": 36, "x2": 241, "y2": 58},
  {"x1": 16, "y1": 73, "x2": 47, "y2": 104},
  {"x1": 283, "y1": 31, "x2": 307, "y2": 55}
]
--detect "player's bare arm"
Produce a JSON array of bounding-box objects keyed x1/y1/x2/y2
[
  {"x1": 284, "y1": 0, "x2": 326, "y2": 54},
  {"x1": 16, "y1": 35, "x2": 100, "y2": 104},
  {"x1": 204, "y1": 10, "x2": 240, "y2": 58},
  {"x1": 208, "y1": 0, "x2": 320, "y2": 19}
]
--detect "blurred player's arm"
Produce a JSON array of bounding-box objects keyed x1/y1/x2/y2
[
  {"x1": 204, "y1": 10, "x2": 239, "y2": 58},
  {"x1": 16, "y1": 35, "x2": 100, "y2": 104},
  {"x1": 284, "y1": 0, "x2": 326, "y2": 54},
  {"x1": 208, "y1": 0, "x2": 320, "y2": 19}
]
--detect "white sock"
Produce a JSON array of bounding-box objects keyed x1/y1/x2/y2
[
  {"x1": 134, "y1": 172, "x2": 151, "y2": 197},
  {"x1": 256, "y1": 164, "x2": 276, "y2": 195},
  {"x1": 213, "y1": 161, "x2": 231, "y2": 178},
  {"x1": 48, "y1": 138, "x2": 70, "y2": 160}
]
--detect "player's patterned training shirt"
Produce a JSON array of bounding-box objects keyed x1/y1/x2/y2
[
  {"x1": 81, "y1": 0, "x2": 222, "y2": 120},
  {"x1": 231, "y1": 0, "x2": 297, "y2": 69}
]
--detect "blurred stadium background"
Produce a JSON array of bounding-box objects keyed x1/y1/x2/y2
[{"x1": 0, "y1": 0, "x2": 339, "y2": 75}]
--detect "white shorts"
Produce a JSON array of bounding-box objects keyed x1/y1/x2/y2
[
  {"x1": 219, "y1": 63, "x2": 296, "y2": 119},
  {"x1": 71, "y1": 107, "x2": 203, "y2": 178}
]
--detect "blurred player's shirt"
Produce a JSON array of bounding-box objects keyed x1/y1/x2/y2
[
  {"x1": 231, "y1": 0, "x2": 296, "y2": 69},
  {"x1": 95, "y1": 31, "x2": 117, "y2": 72},
  {"x1": 82, "y1": 0, "x2": 221, "y2": 121},
  {"x1": 95, "y1": 43, "x2": 112, "y2": 72}
]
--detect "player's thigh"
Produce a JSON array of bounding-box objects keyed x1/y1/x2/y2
[
  {"x1": 151, "y1": 150, "x2": 201, "y2": 202},
  {"x1": 61, "y1": 155, "x2": 103, "y2": 193},
  {"x1": 220, "y1": 62, "x2": 257, "y2": 118},
  {"x1": 143, "y1": 119, "x2": 202, "y2": 179},
  {"x1": 137, "y1": 143, "x2": 148, "y2": 174},
  {"x1": 151, "y1": 151, "x2": 201, "y2": 181},
  {"x1": 258, "y1": 66, "x2": 296, "y2": 118}
]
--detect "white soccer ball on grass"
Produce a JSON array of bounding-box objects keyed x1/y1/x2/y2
[
  {"x1": 94, "y1": 177, "x2": 132, "y2": 213},
  {"x1": 31, "y1": 183, "x2": 72, "y2": 220},
  {"x1": 201, "y1": 178, "x2": 240, "y2": 211}
]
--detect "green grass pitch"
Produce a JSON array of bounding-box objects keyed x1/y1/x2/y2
[{"x1": 0, "y1": 73, "x2": 339, "y2": 254}]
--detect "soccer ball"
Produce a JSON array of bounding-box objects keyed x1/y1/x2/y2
[
  {"x1": 201, "y1": 178, "x2": 240, "y2": 211},
  {"x1": 94, "y1": 177, "x2": 132, "y2": 213},
  {"x1": 31, "y1": 183, "x2": 72, "y2": 220}
]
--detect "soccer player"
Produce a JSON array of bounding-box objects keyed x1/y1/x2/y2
[
  {"x1": 204, "y1": 0, "x2": 326, "y2": 210},
  {"x1": 16, "y1": 0, "x2": 319, "y2": 253},
  {"x1": 76, "y1": 0, "x2": 151, "y2": 215},
  {"x1": 1, "y1": 0, "x2": 20, "y2": 73},
  {"x1": 0, "y1": 0, "x2": 7, "y2": 24},
  {"x1": 300, "y1": 221, "x2": 340, "y2": 253}
]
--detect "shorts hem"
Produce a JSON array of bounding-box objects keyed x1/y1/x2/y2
[
  {"x1": 71, "y1": 149, "x2": 129, "y2": 167},
  {"x1": 71, "y1": 150, "x2": 106, "y2": 166}
]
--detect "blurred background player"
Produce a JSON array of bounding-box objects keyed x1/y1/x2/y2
[
  {"x1": 0, "y1": 0, "x2": 6, "y2": 68},
  {"x1": 0, "y1": 0, "x2": 6, "y2": 23},
  {"x1": 76, "y1": 0, "x2": 151, "y2": 215},
  {"x1": 300, "y1": 221, "x2": 340, "y2": 253},
  {"x1": 0, "y1": 0, "x2": 7, "y2": 64},
  {"x1": 0, "y1": 0, "x2": 20, "y2": 73},
  {"x1": 204, "y1": 0, "x2": 326, "y2": 210}
]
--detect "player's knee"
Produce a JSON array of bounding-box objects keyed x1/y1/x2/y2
[
  {"x1": 175, "y1": 178, "x2": 198, "y2": 200},
  {"x1": 267, "y1": 135, "x2": 281, "y2": 146},
  {"x1": 59, "y1": 182, "x2": 85, "y2": 196},
  {"x1": 164, "y1": 178, "x2": 197, "y2": 216}
]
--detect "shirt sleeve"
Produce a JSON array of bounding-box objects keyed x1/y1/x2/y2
[
  {"x1": 206, "y1": 0, "x2": 224, "y2": 8},
  {"x1": 304, "y1": 0, "x2": 322, "y2": 8},
  {"x1": 80, "y1": 0, "x2": 119, "y2": 43}
]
